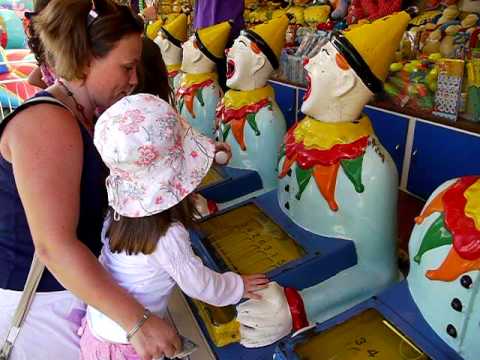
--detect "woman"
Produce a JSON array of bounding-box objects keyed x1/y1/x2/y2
[{"x1": 0, "y1": 0, "x2": 180, "y2": 359}]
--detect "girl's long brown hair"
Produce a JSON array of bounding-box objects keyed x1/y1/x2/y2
[
  {"x1": 134, "y1": 37, "x2": 176, "y2": 105},
  {"x1": 108, "y1": 197, "x2": 195, "y2": 255}
]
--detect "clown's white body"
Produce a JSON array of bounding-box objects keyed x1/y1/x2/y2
[
  {"x1": 177, "y1": 35, "x2": 222, "y2": 139},
  {"x1": 154, "y1": 31, "x2": 183, "y2": 94},
  {"x1": 218, "y1": 34, "x2": 286, "y2": 191},
  {"x1": 178, "y1": 78, "x2": 221, "y2": 139},
  {"x1": 224, "y1": 103, "x2": 286, "y2": 191},
  {"x1": 278, "y1": 138, "x2": 398, "y2": 322},
  {"x1": 170, "y1": 72, "x2": 182, "y2": 93},
  {"x1": 277, "y1": 42, "x2": 398, "y2": 322},
  {"x1": 408, "y1": 178, "x2": 480, "y2": 360},
  {"x1": 235, "y1": 40, "x2": 400, "y2": 348}
]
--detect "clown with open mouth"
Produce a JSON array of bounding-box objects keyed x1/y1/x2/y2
[
  {"x1": 216, "y1": 15, "x2": 289, "y2": 192},
  {"x1": 176, "y1": 20, "x2": 232, "y2": 139},
  {"x1": 233, "y1": 11, "x2": 413, "y2": 348},
  {"x1": 154, "y1": 14, "x2": 187, "y2": 93}
]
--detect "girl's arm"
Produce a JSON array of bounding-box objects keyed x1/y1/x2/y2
[
  {"x1": 154, "y1": 224, "x2": 268, "y2": 306},
  {"x1": 2, "y1": 105, "x2": 180, "y2": 359}
]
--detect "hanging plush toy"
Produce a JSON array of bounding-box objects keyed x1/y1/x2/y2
[{"x1": 329, "y1": 0, "x2": 349, "y2": 19}]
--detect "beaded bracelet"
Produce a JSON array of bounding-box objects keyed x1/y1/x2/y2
[{"x1": 126, "y1": 308, "x2": 152, "y2": 342}]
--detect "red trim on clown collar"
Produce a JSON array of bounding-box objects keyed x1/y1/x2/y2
[
  {"x1": 216, "y1": 98, "x2": 271, "y2": 123},
  {"x1": 282, "y1": 124, "x2": 369, "y2": 169},
  {"x1": 168, "y1": 70, "x2": 179, "y2": 78},
  {"x1": 443, "y1": 176, "x2": 480, "y2": 261},
  {"x1": 177, "y1": 79, "x2": 214, "y2": 97}
]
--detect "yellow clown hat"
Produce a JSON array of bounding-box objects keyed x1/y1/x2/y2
[
  {"x1": 161, "y1": 13, "x2": 187, "y2": 47},
  {"x1": 195, "y1": 20, "x2": 233, "y2": 62},
  {"x1": 330, "y1": 11, "x2": 411, "y2": 93},
  {"x1": 244, "y1": 15, "x2": 289, "y2": 69},
  {"x1": 146, "y1": 18, "x2": 163, "y2": 41}
]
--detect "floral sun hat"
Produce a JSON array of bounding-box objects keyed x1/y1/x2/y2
[{"x1": 94, "y1": 93, "x2": 215, "y2": 218}]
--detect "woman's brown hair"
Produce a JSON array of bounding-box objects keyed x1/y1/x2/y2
[
  {"x1": 108, "y1": 197, "x2": 195, "y2": 255},
  {"x1": 33, "y1": 0, "x2": 144, "y2": 81}
]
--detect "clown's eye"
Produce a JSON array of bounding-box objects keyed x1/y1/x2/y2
[{"x1": 321, "y1": 48, "x2": 330, "y2": 55}]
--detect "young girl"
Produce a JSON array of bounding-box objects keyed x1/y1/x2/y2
[{"x1": 79, "y1": 93, "x2": 269, "y2": 359}]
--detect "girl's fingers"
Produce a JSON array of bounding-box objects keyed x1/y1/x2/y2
[
  {"x1": 244, "y1": 274, "x2": 269, "y2": 281},
  {"x1": 251, "y1": 277, "x2": 270, "y2": 284},
  {"x1": 246, "y1": 291, "x2": 263, "y2": 300},
  {"x1": 247, "y1": 283, "x2": 269, "y2": 292}
]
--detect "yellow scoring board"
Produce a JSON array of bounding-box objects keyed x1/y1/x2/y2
[
  {"x1": 198, "y1": 204, "x2": 306, "y2": 274},
  {"x1": 294, "y1": 309, "x2": 429, "y2": 360}
]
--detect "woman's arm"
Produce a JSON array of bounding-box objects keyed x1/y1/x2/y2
[{"x1": 2, "y1": 105, "x2": 180, "y2": 359}]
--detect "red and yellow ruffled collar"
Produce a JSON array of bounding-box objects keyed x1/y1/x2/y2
[
  {"x1": 293, "y1": 115, "x2": 373, "y2": 150},
  {"x1": 179, "y1": 72, "x2": 217, "y2": 90},
  {"x1": 279, "y1": 115, "x2": 374, "y2": 212},
  {"x1": 167, "y1": 63, "x2": 181, "y2": 78},
  {"x1": 222, "y1": 85, "x2": 274, "y2": 110},
  {"x1": 414, "y1": 176, "x2": 480, "y2": 281}
]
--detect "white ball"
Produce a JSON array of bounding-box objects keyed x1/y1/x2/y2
[{"x1": 215, "y1": 151, "x2": 229, "y2": 165}]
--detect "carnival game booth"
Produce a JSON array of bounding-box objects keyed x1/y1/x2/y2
[{"x1": 182, "y1": 11, "x2": 413, "y2": 359}]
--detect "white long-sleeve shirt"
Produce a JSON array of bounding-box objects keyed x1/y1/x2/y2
[{"x1": 86, "y1": 219, "x2": 244, "y2": 343}]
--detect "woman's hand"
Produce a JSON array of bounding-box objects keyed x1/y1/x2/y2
[
  {"x1": 214, "y1": 142, "x2": 232, "y2": 165},
  {"x1": 130, "y1": 314, "x2": 181, "y2": 360},
  {"x1": 242, "y1": 274, "x2": 270, "y2": 300}
]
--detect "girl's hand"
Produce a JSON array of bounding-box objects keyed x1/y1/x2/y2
[
  {"x1": 214, "y1": 142, "x2": 232, "y2": 165},
  {"x1": 242, "y1": 274, "x2": 270, "y2": 300},
  {"x1": 129, "y1": 314, "x2": 181, "y2": 360}
]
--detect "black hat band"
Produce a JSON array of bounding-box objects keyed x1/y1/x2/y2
[{"x1": 329, "y1": 32, "x2": 383, "y2": 94}]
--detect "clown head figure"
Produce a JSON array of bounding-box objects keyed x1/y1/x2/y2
[
  {"x1": 226, "y1": 16, "x2": 288, "y2": 91},
  {"x1": 216, "y1": 16, "x2": 289, "y2": 193},
  {"x1": 301, "y1": 40, "x2": 374, "y2": 123},
  {"x1": 181, "y1": 20, "x2": 232, "y2": 74},
  {"x1": 155, "y1": 14, "x2": 187, "y2": 69},
  {"x1": 226, "y1": 33, "x2": 274, "y2": 91},
  {"x1": 176, "y1": 21, "x2": 231, "y2": 138},
  {"x1": 231, "y1": 12, "x2": 413, "y2": 350},
  {"x1": 302, "y1": 12, "x2": 410, "y2": 123}
]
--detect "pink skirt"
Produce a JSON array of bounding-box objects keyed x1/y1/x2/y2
[{"x1": 78, "y1": 318, "x2": 140, "y2": 360}]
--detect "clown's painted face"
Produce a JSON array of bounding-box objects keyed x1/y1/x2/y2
[
  {"x1": 226, "y1": 34, "x2": 270, "y2": 90},
  {"x1": 181, "y1": 34, "x2": 206, "y2": 73},
  {"x1": 154, "y1": 31, "x2": 182, "y2": 66},
  {"x1": 301, "y1": 41, "x2": 349, "y2": 116}
]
